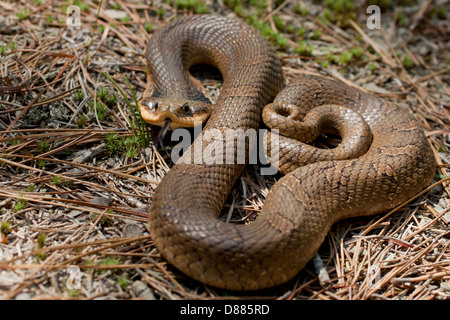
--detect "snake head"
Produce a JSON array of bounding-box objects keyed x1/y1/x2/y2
[{"x1": 138, "y1": 97, "x2": 212, "y2": 130}]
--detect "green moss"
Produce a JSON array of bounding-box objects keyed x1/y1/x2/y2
[
  {"x1": 38, "y1": 139, "x2": 50, "y2": 152},
  {"x1": 117, "y1": 275, "x2": 131, "y2": 291},
  {"x1": 97, "y1": 88, "x2": 109, "y2": 102},
  {"x1": 77, "y1": 115, "x2": 87, "y2": 128},
  {"x1": 319, "y1": 60, "x2": 330, "y2": 68},
  {"x1": 1, "y1": 221, "x2": 12, "y2": 234},
  {"x1": 25, "y1": 184, "x2": 37, "y2": 192},
  {"x1": 91, "y1": 211, "x2": 114, "y2": 228},
  {"x1": 45, "y1": 15, "x2": 55, "y2": 23},
  {"x1": 156, "y1": 7, "x2": 164, "y2": 18},
  {"x1": 89, "y1": 99, "x2": 108, "y2": 121},
  {"x1": 275, "y1": 35, "x2": 287, "y2": 50},
  {"x1": 402, "y1": 54, "x2": 414, "y2": 69},
  {"x1": 17, "y1": 9, "x2": 29, "y2": 20},
  {"x1": 105, "y1": 93, "x2": 118, "y2": 107},
  {"x1": 37, "y1": 233, "x2": 46, "y2": 248},
  {"x1": 194, "y1": 3, "x2": 208, "y2": 13},
  {"x1": 295, "y1": 41, "x2": 313, "y2": 56},
  {"x1": 106, "y1": 132, "x2": 119, "y2": 154},
  {"x1": 297, "y1": 27, "x2": 306, "y2": 39},
  {"x1": 285, "y1": 24, "x2": 295, "y2": 34},
  {"x1": 10, "y1": 139, "x2": 21, "y2": 146},
  {"x1": 366, "y1": 0, "x2": 392, "y2": 10},
  {"x1": 311, "y1": 29, "x2": 321, "y2": 40},
  {"x1": 397, "y1": 12, "x2": 409, "y2": 26},
  {"x1": 173, "y1": 0, "x2": 208, "y2": 13},
  {"x1": 37, "y1": 160, "x2": 46, "y2": 168},
  {"x1": 338, "y1": 51, "x2": 353, "y2": 65},
  {"x1": 323, "y1": 46, "x2": 365, "y2": 67},
  {"x1": 67, "y1": 288, "x2": 80, "y2": 297},
  {"x1": 272, "y1": 15, "x2": 284, "y2": 31},
  {"x1": 52, "y1": 175, "x2": 62, "y2": 185},
  {"x1": 323, "y1": 0, "x2": 357, "y2": 27},
  {"x1": 125, "y1": 145, "x2": 138, "y2": 159},
  {"x1": 349, "y1": 46, "x2": 364, "y2": 59},
  {"x1": 428, "y1": 7, "x2": 447, "y2": 20},
  {"x1": 325, "y1": 52, "x2": 337, "y2": 63},
  {"x1": 79, "y1": 2, "x2": 89, "y2": 12},
  {"x1": 293, "y1": 3, "x2": 308, "y2": 16},
  {"x1": 74, "y1": 90, "x2": 84, "y2": 101},
  {"x1": 119, "y1": 16, "x2": 131, "y2": 23},
  {"x1": 97, "y1": 256, "x2": 122, "y2": 274}
]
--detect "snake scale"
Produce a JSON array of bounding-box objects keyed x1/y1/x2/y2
[{"x1": 138, "y1": 15, "x2": 436, "y2": 290}]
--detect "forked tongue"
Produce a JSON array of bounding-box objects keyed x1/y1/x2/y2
[{"x1": 156, "y1": 118, "x2": 171, "y2": 148}]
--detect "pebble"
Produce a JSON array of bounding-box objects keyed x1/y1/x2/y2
[
  {"x1": 15, "y1": 293, "x2": 32, "y2": 300},
  {"x1": 89, "y1": 197, "x2": 112, "y2": 206},
  {"x1": 122, "y1": 224, "x2": 143, "y2": 237},
  {"x1": 131, "y1": 281, "x2": 155, "y2": 300}
]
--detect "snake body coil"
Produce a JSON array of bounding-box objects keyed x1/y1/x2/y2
[{"x1": 140, "y1": 15, "x2": 436, "y2": 290}]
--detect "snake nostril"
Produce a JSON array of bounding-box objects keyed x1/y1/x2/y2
[{"x1": 183, "y1": 103, "x2": 192, "y2": 115}]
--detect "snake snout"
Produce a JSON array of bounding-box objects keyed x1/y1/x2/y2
[
  {"x1": 174, "y1": 101, "x2": 212, "y2": 122},
  {"x1": 139, "y1": 97, "x2": 212, "y2": 129},
  {"x1": 138, "y1": 97, "x2": 177, "y2": 128}
]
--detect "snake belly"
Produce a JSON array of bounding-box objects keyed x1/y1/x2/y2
[{"x1": 143, "y1": 15, "x2": 436, "y2": 291}]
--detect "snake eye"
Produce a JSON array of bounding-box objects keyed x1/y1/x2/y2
[{"x1": 148, "y1": 101, "x2": 158, "y2": 110}]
